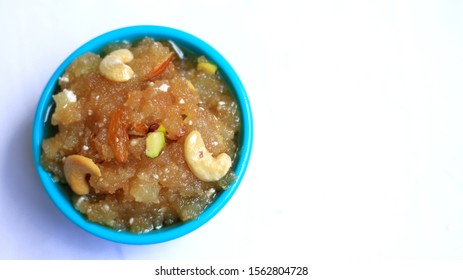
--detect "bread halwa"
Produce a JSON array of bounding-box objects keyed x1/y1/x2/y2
[{"x1": 41, "y1": 38, "x2": 240, "y2": 233}]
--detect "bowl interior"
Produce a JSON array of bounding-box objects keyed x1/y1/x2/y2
[{"x1": 32, "y1": 25, "x2": 253, "y2": 244}]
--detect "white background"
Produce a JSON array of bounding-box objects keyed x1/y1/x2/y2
[{"x1": 1, "y1": 0, "x2": 463, "y2": 261}]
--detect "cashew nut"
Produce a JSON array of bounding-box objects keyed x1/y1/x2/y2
[
  {"x1": 99, "y1": 49, "x2": 134, "y2": 82},
  {"x1": 63, "y1": 155, "x2": 101, "y2": 195},
  {"x1": 184, "y1": 130, "x2": 231, "y2": 182}
]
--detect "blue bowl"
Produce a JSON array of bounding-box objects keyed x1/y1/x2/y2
[{"x1": 32, "y1": 25, "x2": 253, "y2": 244}]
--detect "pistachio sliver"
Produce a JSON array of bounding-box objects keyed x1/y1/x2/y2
[
  {"x1": 197, "y1": 62, "x2": 217, "y2": 75},
  {"x1": 156, "y1": 124, "x2": 166, "y2": 133},
  {"x1": 145, "y1": 131, "x2": 166, "y2": 158}
]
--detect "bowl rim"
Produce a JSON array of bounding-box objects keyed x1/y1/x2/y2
[{"x1": 32, "y1": 25, "x2": 253, "y2": 244}]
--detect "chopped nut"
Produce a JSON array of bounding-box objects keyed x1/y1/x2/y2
[
  {"x1": 197, "y1": 56, "x2": 217, "y2": 75},
  {"x1": 145, "y1": 131, "x2": 166, "y2": 158}
]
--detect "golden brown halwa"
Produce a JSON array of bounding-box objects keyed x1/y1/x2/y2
[{"x1": 41, "y1": 38, "x2": 240, "y2": 233}]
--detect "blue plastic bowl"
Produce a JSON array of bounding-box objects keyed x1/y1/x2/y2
[{"x1": 32, "y1": 25, "x2": 253, "y2": 244}]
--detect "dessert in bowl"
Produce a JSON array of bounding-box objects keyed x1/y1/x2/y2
[{"x1": 32, "y1": 26, "x2": 253, "y2": 244}]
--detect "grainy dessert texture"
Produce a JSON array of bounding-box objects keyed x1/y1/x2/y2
[{"x1": 41, "y1": 38, "x2": 240, "y2": 233}]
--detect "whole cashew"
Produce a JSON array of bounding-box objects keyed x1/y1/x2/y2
[
  {"x1": 184, "y1": 130, "x2": 231, "y2": 182},
  {"x1": 99, "y1": 49, "x2": 134, "y2": 82},
  {"x1": 63, "y1": 155, "x2": 101, "y2": 195}
]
